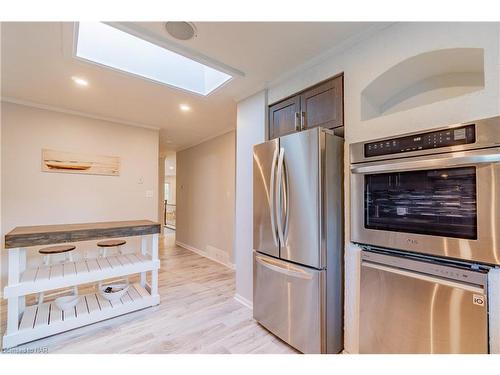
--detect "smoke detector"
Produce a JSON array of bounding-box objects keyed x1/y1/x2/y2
[{"x1": 165, "y1": 22, "x2": 197, "y2": 41}]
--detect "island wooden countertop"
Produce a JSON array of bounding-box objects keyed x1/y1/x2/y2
[{"x1": 4, "y1": 220, "x2": 161, "y2": 249}]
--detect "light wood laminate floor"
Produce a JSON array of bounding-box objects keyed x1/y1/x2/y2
[{"x1": 1, "y1": 233, "x2": 297, "y2": 354}]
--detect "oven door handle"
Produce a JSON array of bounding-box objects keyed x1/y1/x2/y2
[
  {"x1": 362, "y1": 261, "x2": 485, "y2": 294},
  {"x1": 351, "y1": 151, "x2": 500, "y2": 174}
]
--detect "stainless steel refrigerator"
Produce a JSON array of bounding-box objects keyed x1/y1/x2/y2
[{"x1": 252, "y1": 127, "x2": 344, "y2": 354}]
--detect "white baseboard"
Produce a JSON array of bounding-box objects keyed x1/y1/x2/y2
[
  {"x1": 175, "y1": 241, "x2": 235, "y2": 270},
  {"x1": 234, "y1": 293, "x2": 253, "y2": 309}
]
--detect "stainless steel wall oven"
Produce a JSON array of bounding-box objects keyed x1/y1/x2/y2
[
  {"x1": 351, "y1": 117, "x2": 500, "y2": 354},
  {"x1": 359, "y1": 248, "x2": 489, "y2": 353},
  {"x1": 350, "y1": 117, "x2": 500, "y2": 265}
]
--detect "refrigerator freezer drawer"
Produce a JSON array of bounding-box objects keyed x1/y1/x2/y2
[
  {"x1": 360, "y1": 257, "x2": 488, "y2": 354},
  {"x1": 253, "y1": 252, "x2": 325, "y2": 353}
]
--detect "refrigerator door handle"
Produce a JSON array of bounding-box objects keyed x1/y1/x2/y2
[
  {"x1": 276, "y1": 147, "x2": 286, "y2": 245},
  {"x1": 255, "y1": 254, "x2": 313, "y2": 280},
  {"x1": 269, "y1": 146, "x2": 279, "y2": 246},
  {"x1": 282, "y1": 152, "x2": 289, "y2": 242}
]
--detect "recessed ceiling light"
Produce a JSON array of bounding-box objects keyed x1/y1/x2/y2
[
  {"x1": 72, "y1": 76, "x2": 89, "y2": 87},
  {"x1": 180, "y1": 104, "x2": 190, "y2": 112},
  {"x1": 169, "y1": 166, "x2": 174, "y2": 170}
]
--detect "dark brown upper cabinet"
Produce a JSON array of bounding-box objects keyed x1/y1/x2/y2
[
  {"x1": 268, "y1": 74, "x2": 344, "y2": 140},
  {"x1": 268, "y1": 95, "x2": 300, "y2": 140}
]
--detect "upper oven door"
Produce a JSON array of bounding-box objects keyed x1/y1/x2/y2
[{"x1": 351, "y1": 147, "x2": 500, "y2": 265}]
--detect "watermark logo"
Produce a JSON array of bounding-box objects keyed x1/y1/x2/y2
[{"x1": 2, "y1": 346, "x2": 48, "y2": 354}]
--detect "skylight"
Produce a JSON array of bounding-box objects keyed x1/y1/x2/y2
[{"x1": 75, "y1": 22, "x2": 232, "y2": 96}]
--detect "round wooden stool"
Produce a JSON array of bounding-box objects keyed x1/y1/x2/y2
[
  {"x1": 37, "y1": 244, "x2": 77, "y2": 305},
  {"x1": 96, "y1": 239, "x2": 128, "y2": 287},
  {"x1": 97, "y1": 239, "x2": 126, "y2": 257},
  {"x1": 39, "y1": 244, "x2": 76, "y2": 265}
]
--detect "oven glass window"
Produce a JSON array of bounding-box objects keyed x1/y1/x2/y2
[{"x1": 364, "y1": 167, "x2": 477, "y2": 239}]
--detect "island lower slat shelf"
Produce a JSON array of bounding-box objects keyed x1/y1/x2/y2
[
  {"x1": 4, "y1": 253, "x2": 160, "y2": 298},
  {"x1": 3, "y1": 283, "x2": 158, "y2": 349}
]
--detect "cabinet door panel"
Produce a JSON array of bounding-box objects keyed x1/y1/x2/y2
[
  {"x1": 268, "y1": 96, "x2": 300, "y2": 139},
  {"x1": 301, "y1": 75, "x2": 343, "y2": 130}
]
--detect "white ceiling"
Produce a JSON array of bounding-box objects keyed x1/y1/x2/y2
[{"x1": 1, "y1": 22, "x2": 383, "y2": 151}]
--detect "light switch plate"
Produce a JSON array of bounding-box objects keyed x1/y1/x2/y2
[{"x1": 145, "y1": 190, "x2": 153, "y2": 198}]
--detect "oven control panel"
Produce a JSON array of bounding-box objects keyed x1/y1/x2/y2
[{"x1": 364, "y1": 124, "x2": 476, "y2": 158}]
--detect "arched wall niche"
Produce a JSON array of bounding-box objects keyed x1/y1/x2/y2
[{"x1": 361, "y1": 48, "x2": 485, "y2": 120}]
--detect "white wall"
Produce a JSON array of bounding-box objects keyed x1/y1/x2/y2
[
  {"x1": 236, "y1": 22, "x2": 500, "y2": 352},
  {"x1": 234, "y1": 91, "x2": 266, "y2": 306},
  {"x1": 1, "y1": 102, "x2": 159, "y2": 285},
  {"x1": 176, "y1": 131, "x2": 235, "y2": 268}
]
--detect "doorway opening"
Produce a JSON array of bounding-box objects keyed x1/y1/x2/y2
[{"x1": 164, "y1": 152, "x2": 176, "y2": 232}]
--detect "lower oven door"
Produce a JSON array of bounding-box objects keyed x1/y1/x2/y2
[
  {"x1": 359, "y1": 251, "x2": 488, "y2": 353},
  {"x1": 253, "y1": 252, "x2": 325, "y2": 353},
  {"x1": 351, "y1": 146, "x2": 500, "y2": 265}
]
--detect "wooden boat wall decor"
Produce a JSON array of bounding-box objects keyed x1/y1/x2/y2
[{"x1": 42, "y1": 149, "x2": 120, "y2": 176}]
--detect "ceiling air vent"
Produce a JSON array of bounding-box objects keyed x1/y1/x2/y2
[{"x1": 165, "y1": 22, "x2": 197, "y2": 41}]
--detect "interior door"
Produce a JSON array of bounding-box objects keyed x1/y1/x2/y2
[
  {"x1": 253, "y1": 139, "x2": 280, "y2": 258},
  {"x1": 268, "y1": 96, "x2": 300, "y2": 139},
  {"x1": 253, "y1": 252, "x2": 325, "y2": 353},
  {"x1": 278, "y1": 129, "x2": 322, "y2": 268},
  {"x1": 300, "y1": 75, "x2": 343, "y2": 130},
  {"x1": 360, "y1": 258, "x2": 488, "y2": 354}
]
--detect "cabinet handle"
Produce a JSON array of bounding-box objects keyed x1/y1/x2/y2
[
  {"x1": 300, "y1": 111, "x2": 306, "y2": 130},
  {"x1": 294, "y1": 112, "x2": 301, "y2": 131}
]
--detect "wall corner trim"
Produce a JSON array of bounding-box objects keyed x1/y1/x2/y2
[
  {"x1": 1, "y1": 97, "x2": 161, "y2": 131},
  {"x1": 234, "y1": 293, "x2": 253, "y2": 310},
  {"x1": 175, "y1": 127, "x2": 236, "y2": 152},
  {"x1": 175, "y1": 241, "x2": 235, "y2": 270},
  {"x1": 488, "y1": 267, "x2": 500, "y2": 354}
]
